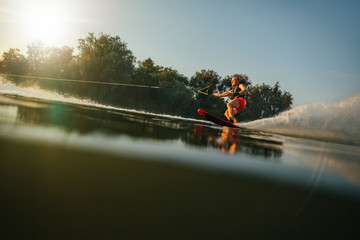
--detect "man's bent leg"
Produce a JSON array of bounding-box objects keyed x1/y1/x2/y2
[{"x1": 227, "y1": 99, "x2": 240, "y2": 121}]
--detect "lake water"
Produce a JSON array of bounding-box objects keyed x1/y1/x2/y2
[{"x1": 1, "y1": 79, "x2": 360, "y2": 239}]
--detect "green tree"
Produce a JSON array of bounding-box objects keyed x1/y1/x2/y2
[
  {"x1": 156, "y1": 67, "x2": 193, "y2": 116},
  {"x1": 159, "y1": 67, "x2": 189, "y2": 87},
  {"x1": 130, "y1": 58, "x2": 194, "y2": 116},
  {"x1": 77, "y1": 33, "x2": 136, "y2": 82},
  {"x1": 34, "y1": 46, "x2": 75, "y2": 92},
  {"x1": 189, "y1": 69, "x2": 225, "y2": 117},
  {"x1": 0, "y1": 48, "x2": 29, "y2": 75},
  {"x1": 131, "y1": 58, "x2": 162, "y2": 86},
  {"x1": 189, "y1": 69, "x2": 221, "y2": 94},
  {"x1": 242, "y1": 82, "x2": 293, "y2": 120},
  {"x1": 27, "y1": 40, "x2": 46, "y2": 75},
  {"x1": 132, "y1": 58, "x2": 189, "y2": 87},
  {"x1": 41, "y1": 46, "x2": 74, "y2": 78},
  {"x1": 76, "y1": 33, "x2": 136, "y2": 102},
  {"x1": 156, "y1": 80, "x2": 196, "y2": 117}
]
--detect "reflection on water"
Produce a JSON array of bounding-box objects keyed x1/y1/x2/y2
[
  {"x1": 0, "y1": 94, "x2": 284, "y2": 159},
  {"x1": 193, "y1": 126, "x2": 283, "y2": 157}
]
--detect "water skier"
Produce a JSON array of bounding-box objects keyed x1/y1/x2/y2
[{"x1": 212, "y1": 76, "x2": 247, "y2": 123}]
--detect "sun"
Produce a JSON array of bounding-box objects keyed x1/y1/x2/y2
[{"x1": 21, "y1": 3, "x2": 69, "y2": 45}]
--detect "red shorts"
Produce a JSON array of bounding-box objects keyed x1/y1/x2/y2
[{"x1": 234, "y1": 97, "x2": 246, "y2": 113}]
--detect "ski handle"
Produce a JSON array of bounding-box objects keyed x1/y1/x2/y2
[{"x1": 197, "y1": 85, "x2": 211, "y2": 95}]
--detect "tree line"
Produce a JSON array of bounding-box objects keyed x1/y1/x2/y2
[{"x1": 0, "y1": 33, "x2": 293, "y2": 120}]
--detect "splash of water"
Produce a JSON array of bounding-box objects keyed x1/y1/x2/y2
[{"x1": 243, "y1": 95, "x2": 360, "y2": 145}]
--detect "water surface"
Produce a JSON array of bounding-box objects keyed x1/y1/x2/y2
[{"x1": 1, "y1": 83, "x2": 359, "y2": 239}]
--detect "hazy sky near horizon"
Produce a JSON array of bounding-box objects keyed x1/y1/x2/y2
[{"x1": 1, "y1": 0, "x2": 359, "y2": 106}]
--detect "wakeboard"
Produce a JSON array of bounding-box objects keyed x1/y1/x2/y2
[{"x1": 198, "y1": 109, "x2": 242, "y2": 128}]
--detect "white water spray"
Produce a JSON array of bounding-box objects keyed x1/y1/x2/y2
[{"x1": 243, "y1": 95, "x2": 360, "y2": 145}]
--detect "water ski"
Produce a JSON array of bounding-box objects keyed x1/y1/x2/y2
[{"x1": 198, "y1": 109, "x2": 242, "y2": 128}]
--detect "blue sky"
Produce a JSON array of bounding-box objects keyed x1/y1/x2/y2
[{"x1": 1, "y1": 0, "x2": 359, "y2": 106}]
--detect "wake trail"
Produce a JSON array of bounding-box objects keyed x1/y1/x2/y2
[{"x1": 242, "y1": 95, "x2": 360, "y2": 145}]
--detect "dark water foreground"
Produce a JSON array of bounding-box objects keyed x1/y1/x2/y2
[{"x1": 1, "y1": 93, "x2": 360, "y2": 240}]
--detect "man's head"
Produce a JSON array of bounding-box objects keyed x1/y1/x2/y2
[{"x1": 231, "y1": 77, "x2": 240, "y2": 87}]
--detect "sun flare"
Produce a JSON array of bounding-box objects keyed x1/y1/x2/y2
[{"x1": 20, "y1": 3, "x2": 69, "y2": 45}]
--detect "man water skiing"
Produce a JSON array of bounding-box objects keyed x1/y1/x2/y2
[{"x1": 212, "y1": 76, "x2": 247, "y2": 123}]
